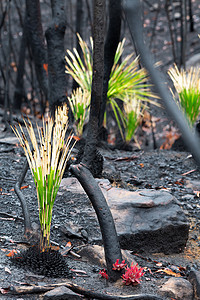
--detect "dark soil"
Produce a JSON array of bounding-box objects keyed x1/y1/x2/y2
[
  {"x1": 1, "y1": 135, "x2": 200, "y2": 300},
  {"x1": 1, "y1": 1, "x2": 200, "y2": 299}
]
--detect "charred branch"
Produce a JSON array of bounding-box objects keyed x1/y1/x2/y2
[
  {"x1": 70, "y1": 163, "x2": 122, "y2": 281},
  {"x1": 14, "y1": 160, "x2": 32, "y2": 237},
  {"x1": 9, "y1": 281, "x2": 163, "y2": 299}
]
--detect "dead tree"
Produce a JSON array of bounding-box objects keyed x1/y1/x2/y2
[
  {"x1": 99, "y1": 0, "x2": 122, "y2": 134},
  {"x1": 71, "y1": 0, "x2": 123, "y2": 282},
  {"x1": 14, "y1": 14, "x2": 27, "y2": 111},
  {"x1": 45, "y1": 0, "x2": 72, "y2": 116},
  {"x1": 25, "y1": 0, "x2": 48, "y2": 100}
]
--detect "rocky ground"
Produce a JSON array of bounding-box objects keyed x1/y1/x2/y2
[
  {"x1": 1, "y1": 1, "x2": 200, "y2": 299},
  {"x1": 1, "y1": 131, "x2": 200, "y2": 299}
]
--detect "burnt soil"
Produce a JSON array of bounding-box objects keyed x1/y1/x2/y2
[
  {"x1": 1, "y1": 0, "x2": 200, "y2": 299},
  {"x1": 1, "y1": 131, "x2": 200, "y2": 300}
]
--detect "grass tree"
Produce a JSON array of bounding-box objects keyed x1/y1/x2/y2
[
  {"x1": 68, "y1": 87, "x2": 90, "y2": 136},
  {"x1": 168, "y1": 64, "x2": 200, "y2": 126},
  {"x1": 12, "y1": 104, "x2": 75, "y2": 251},
  {"x1": 123, "y1": 96, "x2": 145, "y2": 146},
  {"x1": 65, "y1": 36, "x2": 158, "y2": 141}
]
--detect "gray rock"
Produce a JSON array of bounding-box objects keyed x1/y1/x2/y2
[
  {"x1": 60, "y1": 178, "x2": 189, "y2": 254},
  {"x1": 188, "y1": 270, "x2": 200, "y2": 300},
  {"x1": 101, "y1": 188, "x2": 189, "y2": 254},
  {"x1": 43, "y1": 286, "x2": 82, "y2": 300},
  {"x1": 159, "y1": 277, "x2": 193, "y2": 300}
]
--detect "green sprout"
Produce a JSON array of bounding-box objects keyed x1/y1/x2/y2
[
  {"x1": 12, "y1": 104, "x2": 75, "y2": 250},
  {"x1": 123, "y1": 95, "x2": 145, "y2": 146},
  {"x1": 68, "y1": 87, "x2": 90, "y2": 136},
  {"x1": 168, "y1": 64, "x2": 200, "y2": 126},
  {"x1": 65, "y1": 35, "x2": 158, "y2": 141}
]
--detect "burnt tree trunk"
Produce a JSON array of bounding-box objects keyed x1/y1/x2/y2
[
  {"x1": 26, "y1": 0, "x2": 48, "y2": 100},
  {"x1": 14, "y1": 13, "x2": 27, "y2": 111},
  {"x1": 71, "y1": 0, "x2": 123, "y2": 282},
  {"x1": 45, "y1": 0, "x2": 72, "y2": 117},
  {"x1": 72, "y1": 0, "x2": 84, "y2": 91},
  {"x1": 99, "y1": 0, "x2": 122, "y2": 130}
]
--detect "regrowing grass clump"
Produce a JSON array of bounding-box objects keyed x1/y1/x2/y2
[
  {"x1": 12, "y1": 104, "x2": 76, "y2": 251},
  {"x1": 168, "y1": 64, "x2": 200, "y2": 126},
  {"x1": 65, "y1": 35, "x2": 159, "y2": 143}
]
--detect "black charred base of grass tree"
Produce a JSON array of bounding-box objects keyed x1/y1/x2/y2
[
  {"x1": 45, "y1": 0, "x2": 73, "y2": 120},
  {"x1": 11, "y1": 245, "x2": 70, "y2": 278}
]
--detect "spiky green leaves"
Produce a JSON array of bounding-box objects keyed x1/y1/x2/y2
[
  {"x1": 168, "y1": 65, "x2": 200, "y2": 126},
  {"x1": 65, "y1": 36, "x2": 158, "y2": 142},
  {"x1": 12, "y1": 104, "x2": 75, "y2": 249}
]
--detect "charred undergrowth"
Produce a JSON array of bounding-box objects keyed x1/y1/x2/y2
[{"x1": 11, "y1": 245, "x2": 71, "y2": 278}]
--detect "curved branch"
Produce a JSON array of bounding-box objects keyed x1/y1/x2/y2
[
  {"x1": 10, "y1": 281, "x2": 163, "y2": 299},
  {"x1": 14, "y1": 160, "x2": 32, "y2": 237},
  {"x1": 70, "y1": 163, "x2": 122, "y2": 281}
]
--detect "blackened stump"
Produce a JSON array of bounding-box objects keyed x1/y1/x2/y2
[
  {"x1": 76, "y1": 146, "x2": 103, "y2": 178},
  {"x1": 11, "y1": 246, "x2": 70, "y2": 278}
]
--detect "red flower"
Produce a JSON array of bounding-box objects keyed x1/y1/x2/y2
[
  {"x1": 112, "y1": 259, "x2": 127, "y2": 271},
  {"x1": 122, "y1": 263, "x2": 144, "y2": 285},
  {"x1": 99, "y1": 269, "x2": 108, "y2": 280}
]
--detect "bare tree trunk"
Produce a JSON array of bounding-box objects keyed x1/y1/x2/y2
[
  {"x1": 26, "y1": 0, "x2": 48, "y2": 100},
  {"x1": 99, "y1": 0, "x2": 122, "y2": 129},
  {"x1": 45, "y1": 0, "x2": 72, "y2": 118},
  {"x1": 71, "y1": 0, "x2": 123, "y2": 282},
  {"x1": 14, "y1": 14, "x2": 27, "y2": 111},
  {"x1": 72, "y1": 0, "x2": 84, "y2": 91}
]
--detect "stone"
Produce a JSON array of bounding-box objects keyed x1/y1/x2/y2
[
  {"x1": 103, "y1": 188, "x2": 189, "y2": 254},
  {"x1": 159, "y1": 277, "x2": 193, "y2": 300},
  {"x1": 43, "y1": 286, "x2": 82, "y2": 300},
  {"x1": 188, "y1": 270, "x2": 200, "y2": 300},
  {"x1": 77, "y1": 245, "x2": 137, "y2": 268},
  {"x1": 60, "y1": 178, "x2": 189, "y2": 254}
]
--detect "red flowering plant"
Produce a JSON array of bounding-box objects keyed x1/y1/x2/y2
[
  {"x1": 112, "y1": 259, "x2": 127, "y2": 271},
  {"x1": 99, "y1": 269, "x2": 108, "y2": 280},
  {"x1": 122, "y1": 263, "x2": 144, "y2": 285}
]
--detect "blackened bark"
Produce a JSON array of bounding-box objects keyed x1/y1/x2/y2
[
  {"x1": 70, "y1": 164, "x2": 122, "y2": 281},
  {"x1": 45, "y1": 0, "x2": 72, "y2": 118},
  {"x1": 14, "y1": 14, "x2": 27, "y2": 110},
  {"x1": 123, "y1": 0, "x2": 200, "y2": 167},
  {"x1": 189, "y1": 0, "x2": 194, "y2": 32},
  {"x1": 26, "y1": 0, "x2": 48, "y2": 99},
  {"x1": 72, "y1": 0, "x2": 84, "y2": 91},
  {"x1": 14, "y1": 161, "x2": 32, "y2": 237},
  {"x1": 99, "y1": 0, "x2": 122, "y2": 129},
  {"x1": 71, "y1": 0, "x2": 123, "y2": 281},
  {"x1": 82, "y1": 0, "x2": 105, "y2": 166}
]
